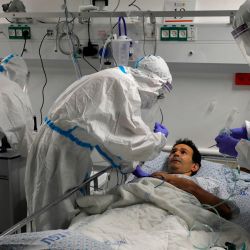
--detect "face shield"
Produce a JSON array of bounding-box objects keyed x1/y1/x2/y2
[
  {"x1": 132, "y1": 55, "x2": 173, "y2": 109},
  {"x1": 232, "y1": 0, "x2": 250, "y2": 66}
]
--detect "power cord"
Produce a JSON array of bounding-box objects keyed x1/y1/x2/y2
[
  {"x1": 82, "y1": 56, "x2": 98, "y2": 72},
  {"x1": 128, "y1": 0, "x2": 141, "y2": 10},
  {"x1": 20, "y1": 37, "x2": 27, "y2": 56},
  {"x1": 82, "y1": 17, "x2": 98, "y2": 57},
  {"x1": 20, "y1": 29, "x2": 29, "y2": 56},
  {"x1": 39, "y1": 33, "x2": 48, "y2": 125},
  {"x1": 5, "y1": 18, "x2": 13, "y2": 23}
]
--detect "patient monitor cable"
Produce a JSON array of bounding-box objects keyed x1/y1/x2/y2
[
  {"x1": 63, "y1": 0, "x2": 82, "y2": 79},
  {"x1": 38, "y1": 33, "x2": 48, "y2": 125},
  {"x1": 189, "y1": 162, "x2": 241, "y2": 249}
]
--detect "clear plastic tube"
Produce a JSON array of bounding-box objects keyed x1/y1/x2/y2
[
  {"x1": 189, "y1": 160, "x2": 240, "y2": 249},
  {"x1": 64, "y1": 0, "x2": 82, "y2": 79},
  {"x1": 99, "y1": 35, "x2": 112, "y2": 70}
]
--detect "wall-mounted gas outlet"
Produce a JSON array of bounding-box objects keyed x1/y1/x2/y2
[
  {"x1": 160, "y1": 24, "x2": 197, "y2": 41},
  {"x1": 46, "y1": 29, "x2": 55, "y2": 40},
  {"x1": 8, "y1": 25, "x2": 31, "y2": 39}
]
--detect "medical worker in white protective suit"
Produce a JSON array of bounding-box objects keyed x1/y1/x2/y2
[
  {"x1": 0, "y1": 54, "x2": 34, "y2": 157},
  {"x1": 215, "y1": 1, "x2": 250, "y2": 170},
  {"x1": 25, "y1": 55, "x2": 173, "y2": 231}
]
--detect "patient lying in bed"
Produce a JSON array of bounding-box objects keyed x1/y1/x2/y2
[
  {"x1": 1, "y1": 138, "x2": 249, "y2": 249},
  {"x1": 68, "y1": 139, "x2": 249, "y2": 249},
  {"x1": 149, "y1": 138, "x2": 238, "y2": 220},
  {"x1": 71, "y1": 171, "x2": 249, "y2": 249}
]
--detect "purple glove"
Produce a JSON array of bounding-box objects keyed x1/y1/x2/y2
[
  {"x1": 154, "y1": 122, "x2": 169, "y2": 138},
  {"x1": 132, "y1": 165, "x2": 151, "y2": 178},
  {"x1": 215, "y1": 133, "x2": 239, "y2": 157},
  {"x1": 230, "y1": 127, "x2": 248, "y2": 140}
]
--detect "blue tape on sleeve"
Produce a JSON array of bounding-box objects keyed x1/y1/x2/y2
[
  {"x1": 95, "y1": 145, "x2": 120, "y2": 168},
  {"x1": 0, "y1": 65, "x2": 5, "y2": 72},
  {"x1": 45, "y1": 118, "x2": 93, "y2": 150},
  {"x1": 118, "y1": 65, "x2": 127, "y2": 74},
  {"x1": 1, "y1": 54, "x2": 14, "y2": 65}
]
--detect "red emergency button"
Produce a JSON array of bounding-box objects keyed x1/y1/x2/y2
[{"x1": 235, "y1": 73, "x2": 250, "y2": 85}]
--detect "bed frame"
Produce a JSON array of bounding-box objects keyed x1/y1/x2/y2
[
  {"x1": 0, "y1": 166, "x2": 112, "y2": 237},
  {"x1": 0, "y1": 153, "x2": 238, "y2": 238}
]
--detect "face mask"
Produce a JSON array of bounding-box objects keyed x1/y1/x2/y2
[{"x1": 140, "y1": 91, "x2": 158, "y2": 109}]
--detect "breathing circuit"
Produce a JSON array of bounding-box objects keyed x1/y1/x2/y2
[{"x1": 189, "y1": 156, "x2": 241, "y2": 249}]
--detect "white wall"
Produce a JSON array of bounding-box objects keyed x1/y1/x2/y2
[
  {"x1": 1, "y1": 0, "x2": 250, "y2": 152},
  {"x1": 25, "y1": 59, "x2": 250, "y2": 150},
  {"x1": 160, "y1": 63, "x2": 250, "y2": 148}
]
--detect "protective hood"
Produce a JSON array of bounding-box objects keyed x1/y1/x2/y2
[
  {"x1": 1, "y1": 54, "x2": 30, "y2": 90},
  {"x1": 129, "y1": 55, "x2": 172, "y2": 109}
]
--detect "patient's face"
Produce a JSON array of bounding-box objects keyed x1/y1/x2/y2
[{"x1": 167, "y1": 144, "x2": 198, "y2": 176}]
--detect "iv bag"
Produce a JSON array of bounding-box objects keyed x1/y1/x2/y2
[{"x1": 111, "y1": 36, "x2": 132, "y2": 66}]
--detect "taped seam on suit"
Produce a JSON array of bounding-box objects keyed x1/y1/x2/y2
[{"x1": 45, "y1": 117, "x2": 121, "y2": 168}]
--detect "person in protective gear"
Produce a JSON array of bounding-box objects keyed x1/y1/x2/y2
[
  {"x1": 229, "y1": 1, "x2": 250, "y2": 170},
  {"x1": 215, "y1": 121, "x2": 250, "y2": 170},
  {"x1": 25, "y1": 55, "x2": 173, "y2": 231},
  {"x1": 232, "y1": 0, "x2": 250, "y2": 66},
  {"x1": 0, "y1": 54, "x2": 34, "y2": 157}
]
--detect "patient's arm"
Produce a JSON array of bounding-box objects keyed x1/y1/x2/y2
[
  {"x1": 151, "y1": 172, "x2": 232, "y2": 220},
  {"x1": 240, "y1": 167, "x2": 250, "y2": 174}
]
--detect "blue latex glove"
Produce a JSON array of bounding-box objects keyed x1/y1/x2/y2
[
  {"x1": 154, "y1": 122, "x2": 169, "y2": 138},
  {"x1": 215, "y1": 133, "x2": 239, "y2": 157},
  {"x1": 230, "y1": 127, "x2": 248, "y2": 140},
  {"x1": 132, "y1": 165, "x2": 151, "y2": 178}
]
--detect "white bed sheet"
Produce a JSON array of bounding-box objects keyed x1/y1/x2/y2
[
  {"x1": 70, "y1": 178, "x2": 250, "y2": 250},
  {"x1": 0, "y1": 230, "x2": 112, "y2": 250},
  {"x1": 127, "y1": 152, "x2": 250, "y2": 232}
]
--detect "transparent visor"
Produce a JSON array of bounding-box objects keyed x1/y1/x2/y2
[
  {"x1": 158, "y1": 80, "x2": 173, "y2": 99},
  {"x1": 232, "y1": 23, "x2": 250, "y2": 66}
]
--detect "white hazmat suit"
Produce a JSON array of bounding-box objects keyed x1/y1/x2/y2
[
  {"x1": 0, "y1": 54, "x2": 34, "y2": 157},
  {"x1": 236, "y1": 120, "x2": 250, "y2": 169},
  {"x1": 25, "y1": 55, "x2": 173, "y2": 231},
  {"x1": 231, "y1": 1, "x2": 250, "y2": 168}
]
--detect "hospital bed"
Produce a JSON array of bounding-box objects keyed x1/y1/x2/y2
[{"x1": 0, "y1": 152, "x2": 250, "y2": 249}]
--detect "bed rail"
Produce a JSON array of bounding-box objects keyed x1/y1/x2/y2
[{"x1": 0, "y1": 166, "x2": 112, "y2": 237}]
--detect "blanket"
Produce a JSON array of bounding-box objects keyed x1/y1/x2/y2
[{"x1": 70, "y1": 178, "x2": 250, "y2": 250}]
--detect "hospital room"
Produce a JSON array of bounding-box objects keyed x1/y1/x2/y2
[{"x1": 0, "y1": 0, "x2": 250, "y2": 249}]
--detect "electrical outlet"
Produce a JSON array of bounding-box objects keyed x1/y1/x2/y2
[
  {"x1": 46, "y1": 29, "x2": 55, "y2": 40},
  {"x1": 8, "y1": 25, "x2": 31, "y2": 39}
]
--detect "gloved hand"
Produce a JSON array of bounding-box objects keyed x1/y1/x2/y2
[
  {"x1": 215, "y1": 133, "x2": 239, "y2": 157},
  {"x1": 154, "y1": 122, "x2": 169, "y2": 138},
  {"x1": 132, "y1": 165, "x2": 151, "y2": 178},
  {"x1": 230, "y1": 126, "x2": 248, "y2": 140}
]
